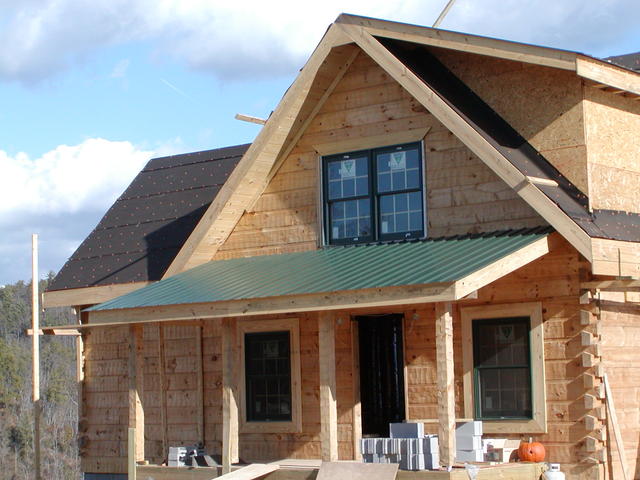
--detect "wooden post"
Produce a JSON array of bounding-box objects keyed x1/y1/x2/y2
[
  {"x1": 195, "y1": 325, "x2": 205, "y2": 446},
  {"x1": 319, "y1": 312, "x2": 338, "y2": 461},
  {"x1": 31, "y1": 234, "x2": 42, "y2": 480},
  {"x1": 128, "y1": 427, "x2": 137, "y2": 480},
  {"x1": 157, "y1": 324, "x2": 168, "y2": 460},
  {"x1": 222, "y1": 318, "x2": 239, "y2": 474},
  {"x1": 603, "y1": 373, "x2": 630, "y2": 480},
  {"x1": 435, "y1": 302, "x2": 456, "y2": 467},
  {"x1": 129, "y1": 325, "x2": 145, "y2": 462},
  {"x1": 351, "y1": 320, "x2": 362, "y2": 461}
]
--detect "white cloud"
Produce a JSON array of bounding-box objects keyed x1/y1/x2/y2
[
  {"x1": 0, "y1": 138, "x2": 152, "y2": 219},
  {"x1": 1, "y1": 0, "x2": 638, "y2": 84}
]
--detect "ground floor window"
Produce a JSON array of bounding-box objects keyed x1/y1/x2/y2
[
  {"x1": 472, "y1": 317, "x2": 532, "y2": 419},
  {"x1": 238, "y1": 318, "x2": 302, "y2": 433},
  {"x1": 461, "y1": 302, "x2": 547, "y2": 434}
]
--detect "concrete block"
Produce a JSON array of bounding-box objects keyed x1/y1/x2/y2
[
  {"x1": 456, "y1": 421, "x2": 482, "y2": 436},
  {"x1": 456, "y1": 449, "x2": 484, "y2": 462},
  {"x1": 390, "y1": 422, "x2": 424, "y2": 438},
  {"x1": 455, "y1": 434, "x2": 482, "y2": 450}
]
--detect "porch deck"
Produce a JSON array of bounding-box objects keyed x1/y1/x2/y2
[{"x1": 135, "y1": 460, "x2": 546, "y2": 480}]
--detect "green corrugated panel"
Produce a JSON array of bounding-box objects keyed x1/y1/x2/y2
[{"x1": 89, "y1": 228, "x2": 551, "y2": 312}]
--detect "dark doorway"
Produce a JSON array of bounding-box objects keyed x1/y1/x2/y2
[{"x1": 357, "y1": 314, "x2": 406, "y2": 437}]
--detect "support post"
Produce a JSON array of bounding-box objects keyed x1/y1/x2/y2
[
  {"x1": 319, "y1": 312, "x2": 338, "y2": 462},
  {"x1": 128, "y1": 427, "x2": 137, "y2": 480},
  {"x1": 158, "y1": 324, "x2": 168, "y2": 460},
  {"x1": 195, "y1": 325, "x2": 205, "y2": 445},
  {"x1": 31, "y1": 234, "x2": 42, "y2": 480},
  {"x1": 351, "y1": 319, "x2": 362, "y2": 461},
  {"x1": 222, "y1": 318, "x2": 239, "y2": 474},
  {"x1": 129, "y1": 325, "x2": 145, "y2": 462},
  {"x1": 435, "y1": 302, "x2": 456, "y2": 467}
]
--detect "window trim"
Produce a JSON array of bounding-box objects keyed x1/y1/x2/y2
[
  {"x1": 461, "y1": 302, "x2": 547, "y2": 434},
  {"x1": 238, "y1": 318, "x2": 302, "y2": 433},
  {"x1": 321, "y1": 141, "x2": 426, "y2": 245}
]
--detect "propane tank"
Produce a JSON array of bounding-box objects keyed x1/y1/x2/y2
[{"x1": 544, "y1": 463, "x2": 565, "y2": 480}]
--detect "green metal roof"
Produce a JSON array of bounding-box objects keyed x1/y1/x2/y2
[{"x1": 88, "y1": 228, "x2": 551, "y2": 312}]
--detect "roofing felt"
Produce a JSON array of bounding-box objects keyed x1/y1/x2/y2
[
  {"x1": 379, "y1": 38, "x2": 640, "y2": 243},
  {"x1": 88, "y1": 227, "x2": 552, "y2": 312},
  {"x1": 48, "y1": 144, "x2": 249, "y2": 291}
]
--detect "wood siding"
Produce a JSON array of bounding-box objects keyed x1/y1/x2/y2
[{"x1": 213, "y1": 53, "x2": 544, "y2": 261}]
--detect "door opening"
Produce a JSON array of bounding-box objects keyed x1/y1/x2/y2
[{"x1": 357, "y1": 314, "x2": 406, "y2": 437}]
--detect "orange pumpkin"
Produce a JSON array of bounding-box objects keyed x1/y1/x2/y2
[{"x1": 518, "y1": 438, "x2": 546, "y2": 462}]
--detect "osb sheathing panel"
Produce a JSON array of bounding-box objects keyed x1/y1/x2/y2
[
  {"x1": 431, "y1": 49, "x2": 590, "y2": 195},
  {"x1": 213, "y1": 52, "x2": 545, "y2": 260},
  {"x1": 600, "y1": 302, "x2": 640, "y2": 480},
  {"x1": 584, "y1": 87, "x2": 640, "y2": 212}
]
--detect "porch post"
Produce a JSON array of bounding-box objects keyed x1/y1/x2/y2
[
  {"x1": 222, "y1": 318, "x2": 239, "y2": 474},
  {"x1": 435, "y1": 302, "x2": 456, "y2": 467},
  {"x1": 128, "y1": 325, "x2": 145, "y2": 462},
  {"x1": 319, "y1": 311, "x2": 338, "y2": 461}
]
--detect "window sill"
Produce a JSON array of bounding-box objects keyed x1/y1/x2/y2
[{"x1": 480, "y1": 418, "x2": 547, "y2": 434}]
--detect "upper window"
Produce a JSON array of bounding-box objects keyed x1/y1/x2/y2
[
  {"x1": 472, "y1": 317, "x2": 532, "y2": 420},
  {"x1": 322, "y1": 142, "x2": 424, "y2": 245}
]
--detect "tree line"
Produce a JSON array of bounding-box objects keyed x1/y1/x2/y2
[{"x1": 0, "y1": 274, "x2": 80, "y2": 479}]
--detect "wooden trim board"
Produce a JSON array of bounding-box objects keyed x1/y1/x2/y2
[{"x1": 43, "y1": 281, "x2": 150, "y2": 308}]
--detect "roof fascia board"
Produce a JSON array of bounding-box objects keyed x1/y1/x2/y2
[
  {"x1": 79, "y1": 281, "x2": 458, "y2": 326},
  {"x1": 339, "y1": 24, "x2": 593, "y2": 261},
  {"x1": 336, "y1": 14, "x2": 577, "y2": 71},
  {"x1": 455, "y1": 235, "x2": 552, "y2": 298},
  {"x1": 577, "y1": 57, "x2": 640, "y2": 97},
  {"x1": 42, "y1": 281, "x2": 151, "y2": 308},
  {"x1": 162, "y1": 24, "x2": 352, "y2": 278}
]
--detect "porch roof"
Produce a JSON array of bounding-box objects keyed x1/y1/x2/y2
[{"x1": 81, "y1": 227, "x2": 552, "y2": 324}]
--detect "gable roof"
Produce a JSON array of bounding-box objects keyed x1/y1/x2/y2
[
  {"x1": 48, "y1": 144, "x2": 248, "y2": 292},
  {"x1": 163, "y1": 14, "x2": 640, "y2": 277},
  {"x1": 605, "y1": 52, "x2": 640, "y2": 72}
]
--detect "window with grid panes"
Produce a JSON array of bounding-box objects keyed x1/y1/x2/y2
[
  {"x1": 322, "y1": 142, "x2": 424, "y2": 244},
  {"x1": 472, "y1": 317, "x2": 532, "y2": 419},
  {"x1": 244, "y1": 331, "x2": 292, "y2": 422}
]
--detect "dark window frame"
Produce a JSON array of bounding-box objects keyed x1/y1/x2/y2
[
  {"x1": 244, "y1": 330, "x2": 293, "y2": 423},
  {"x1": 322, "y1": 142, "x2": 425, "y2": 245},
  {"x1": 472, "y1": 316, "x2": 533, "y2": 420}
]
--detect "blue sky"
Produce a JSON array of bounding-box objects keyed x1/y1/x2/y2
[{"x1": 1, "y1": 0, "x2": 639, "y2": 285}]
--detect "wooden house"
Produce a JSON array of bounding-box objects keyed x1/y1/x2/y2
[{"x1": 42, "y1": 15, "x2": 640, "y2": 480}]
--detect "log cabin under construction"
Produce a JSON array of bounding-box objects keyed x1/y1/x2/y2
[{"x1": 42, "y1": 14, "x2": 640, "y2": 480}]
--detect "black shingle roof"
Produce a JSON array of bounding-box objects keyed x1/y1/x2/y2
[
  {"x1": 605, "y1": 52, "x2": 640, "y2": 72},
  {"x1": 48, "y1": 144, "x2": 249, "y2": 291}
]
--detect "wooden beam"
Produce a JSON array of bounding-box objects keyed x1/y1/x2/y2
[
  {"x1": 83, "y1": 281, "x2": 457, "y2": 326},
  {"x1": 235, "y1": 113, "x2": 267, "y2": 125},
  {"x1": 318, "y1": 312, "x2": 338, "y2": 461},
  {"x1": 577, "y1": 57, "x2": 640, "y2": 97},
  {"x1": 129, "y1": 325, "x2": 145, "y2": 462},
  {"x1": 340, "y1": 24, "x2": 593, "y2": 262},
  {"x1": 435, "y1": 302, "x2": 456, "y2": 467},
  {"x1": 26, "y1": 328, "x2": 80, "y2": 336},
  {"x1": 222, "y1": 318, "x2": 239, "y2": 474},
  {"x1": 128, "y1": 427, "x2": 137, "y2": 480},
  {"x1": 217, "y1": 464, "x2": 279, "y2": 479},
  {"x1": 195, "y1": 326, "x2": 205, "y2": 445},
  {"x1": 157, "y1": 324, "x2": 168, "y2": 461},
  {"x1": 42, "y1": 281, "x2": 151, "y2": 308},
  {"x1": 603, "y1": 372, "x2": 630, "y2": 480},
  {"x1": 335, "y1": 14, "x2": 577, "y2": 70},
  {"x1": 32, "y1": 234, "x2": 42, "y2": 480}
]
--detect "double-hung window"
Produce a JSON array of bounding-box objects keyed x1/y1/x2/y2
[{"x1": 322, "y1": 142, "x2": 424, "y2": 245}]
